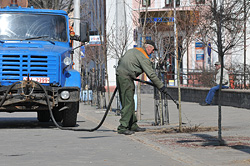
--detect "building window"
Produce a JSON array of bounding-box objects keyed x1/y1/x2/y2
[
  {"x1": 165, "y1": 0, "x2": 180, "y2": 7},
  {"x1": 142, "y1": 0, "x2": 151, "y2": 7},
  {"x1": 196, "y1": 0, "x2": 205, "y2": 4}
]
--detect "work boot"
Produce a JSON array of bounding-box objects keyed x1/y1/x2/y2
[
  {"x1": 118, "y1": 130, "x2": 135, "y2": 135},
  {"x1": 200, "y1": 102, "x2": 210, "y2": 106},
  {"x1": 131, "y1": 127, "x2": 146, "y2": 132}
]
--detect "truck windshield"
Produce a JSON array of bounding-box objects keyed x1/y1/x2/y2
[{"x1": 0, "y1": 13, "x2": 68, "y2": 42}]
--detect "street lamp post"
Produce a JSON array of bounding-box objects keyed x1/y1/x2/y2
[
  {"x1": 174, "y1": 0, "x2": 178, "y2": 86},
  {"x1": 73, "y1": 0, "x2": 81, "y2": 73},
  {"x1": 244, "y1": 0, "x2": 246, "y2": 88}
]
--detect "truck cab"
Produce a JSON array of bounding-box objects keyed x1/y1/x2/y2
[{"x1": 0, "y1": 4, "x2": 88, "y2": 126}]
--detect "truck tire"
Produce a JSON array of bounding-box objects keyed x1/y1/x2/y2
[
  {"x1": 37, "y1": 111, "x2": 50, "y2": 122},
  {"x1": 62, "y1": 102, "x2": 78, "y2": 127}
]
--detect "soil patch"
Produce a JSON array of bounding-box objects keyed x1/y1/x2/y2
[{"x1": 146, "y1": 126, "x2": 219, "y2": 134}]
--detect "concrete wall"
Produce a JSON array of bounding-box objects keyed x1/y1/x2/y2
[{"x1": 141, "y1": 85, "x2": 250, "y2": 109}]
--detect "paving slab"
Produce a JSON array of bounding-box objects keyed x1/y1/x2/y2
[{"x1": 79, "y1": 93, "x2": 250, "y2": 166}]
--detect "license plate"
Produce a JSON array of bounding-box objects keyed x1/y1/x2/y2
[{"x1": 23, "y1": 77, "x2": 50, "y2": 83}]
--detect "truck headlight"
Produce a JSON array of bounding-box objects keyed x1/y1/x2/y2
[
  {"x1": 63, "y1": 57, "x2": 72, "y2": 65},
  {"x1": 61, "y1": 91, "x2": 70, "y2": 100}
]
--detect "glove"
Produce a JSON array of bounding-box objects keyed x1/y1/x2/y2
[{"x1": 159, "y1": 86, "x2": 167, "y2": 94}]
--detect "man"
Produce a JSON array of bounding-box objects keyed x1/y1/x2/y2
[
  {"x1": 200, "y1": 61, "x2": 229, "y2": 106},
  {"x1": 54, "y1": 20, "x2": 67, "y2": 42},
  {"x1": 116, "y1": 40, "x2": 167, "y2": 135}
]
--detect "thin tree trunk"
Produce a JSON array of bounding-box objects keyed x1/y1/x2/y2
[
  {"x1": 177, "y1": 63, "x2": 182, "y2": 132},
  {"x1": 136, "y1": 75, "x2": 142, "y2": 121},
  {"x1": 159, "y1": 92, "x2": 163, "y2": 125},
  {"x1": 175, "y1": 27, "x2": 182, "y2": 132},
  {"x1": 218, "y1": 58, "x2": 225, "y2": 145},
  {"x1": 215, "y1": 0, "x2": 224, "y2": 145}
]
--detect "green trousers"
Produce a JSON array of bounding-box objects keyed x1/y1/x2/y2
[{"x1": 116, "y1": 75, "x2": 138, "y2": 132}]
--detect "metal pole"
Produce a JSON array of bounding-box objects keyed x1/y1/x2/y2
[
  {"x1": 115, "y1": 0, "x2": 120, "y2": 112},
  {"x1": 55, "y1": 0, "x2": 59, "y2": 10},
  {"x1": 103, "y1": 0, "x2": 111, "y2": 111},
  {"x1": 73, "y1": 0, "x2": 81, "y2": 73},
  {"x1": 174, "y1": 0, "x2": 178, "y2": 86},
  {"x1": 123, "y1": 0, "x2": 128, "y2": 52},
  {"x1": 244, "y1": 0, "x2": 246, "y2": 88}
]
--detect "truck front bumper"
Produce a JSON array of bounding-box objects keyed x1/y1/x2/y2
[{"x1": 0, "y1": 81, "x2": 79, "y2": 112}]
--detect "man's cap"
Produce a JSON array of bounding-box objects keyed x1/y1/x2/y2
[
  {"x1": 214, "y1": 61, "x2": 220, "y2": 66},
  {"x1": 146, "y1": 40, "x2": 158, "y2": 51}
]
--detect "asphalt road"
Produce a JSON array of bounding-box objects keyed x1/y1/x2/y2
[
  {"x1": 1, "y1": 95, "x2": 250, "y2": 166},
  {"x1": 0, "y1": 110, "x2": 182, "y2": 166}
]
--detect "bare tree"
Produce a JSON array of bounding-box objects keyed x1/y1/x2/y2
[
  {"x1": 105, "y1": 1, "x2": 134, "y2": 59},
  {"x1": 105, "y1": 0, "x2": 137, "y2": 112},
  {"x1": 28, "y1": 0, "x2": 74, "y2": 13},
  {"x1": 196, "y1": 0, "x2": 250, "y2": 145},
  {"x1": 139, "y1": 0, "x2": 199, "y2": 130},
  {"x1": 173, "y1": 8, "x2": 199, "y2": 131},
  {"x1": 80, "y1": 0, "x2": 108, "y2": 109},
  {"x1": 139, "y1": 10, "x2": 175, "y2": 125}
]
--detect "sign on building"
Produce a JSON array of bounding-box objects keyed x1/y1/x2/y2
[{"x1": 195, "y1": 42, "x2": 205, "y2": 61}]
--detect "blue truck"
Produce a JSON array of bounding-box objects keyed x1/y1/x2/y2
[{"x1": 0, "y1": 3, "x2": 88, "y2": 126}]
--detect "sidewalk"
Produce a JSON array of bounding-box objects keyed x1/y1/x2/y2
[{"x1": 79, "y1": 93, "x2": 250, "y2": 166}]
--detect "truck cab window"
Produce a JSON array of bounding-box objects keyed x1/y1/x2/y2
[{"x1": 0, "y1": 13, "x2": 68, "y2": 42}]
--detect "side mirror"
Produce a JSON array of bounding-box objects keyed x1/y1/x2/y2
[{"x1": 80, "y1": 22, "x2": 89, "y2": 42}]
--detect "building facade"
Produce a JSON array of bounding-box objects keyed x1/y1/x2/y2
[{"x1": 104, "y1": 0, "x2": 250, "y2": 87}]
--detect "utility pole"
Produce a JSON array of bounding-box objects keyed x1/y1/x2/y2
[
  {"x1": 103, "y1": 0, "x2": 111, "y2": 110},
  {"x1": 174, "y1": 0, "x2": 178, "y2": 87},
  {"x1": 244, "y1": 0, "x2": 246, "y2": 88},
  {"x1": 73, "y1": 0, "x2": 81, "y2": 73},
  {"x1": 55, "y1": 0, "x2": 59, "y2": 10},
  {"x1": 123, "y1": 0, "x2": 127, "y2": 52}
]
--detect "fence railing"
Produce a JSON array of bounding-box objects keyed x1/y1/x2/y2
[{"x1": 160, "y1": 69, "x2": 250, "y2": 89}]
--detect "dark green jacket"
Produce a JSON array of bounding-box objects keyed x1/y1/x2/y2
[{"x1": 116, "y1": 47, "x2": 164, "y2": 89}]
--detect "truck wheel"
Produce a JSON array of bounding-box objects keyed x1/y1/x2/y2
[
  {"x1": 37, "y1": 111, "x2": 50, "y2": 122},
  {"x1": 62, "y1": 102, "x2": 78, "y2": 127}
]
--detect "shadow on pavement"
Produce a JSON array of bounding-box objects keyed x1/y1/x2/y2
[
  {"x1": 176, "y1": 133, "x2": 250, "y2": 154},
  {"x1": 0, "y1": 117, "x2": 113, "y2": 132},
  {"x1": 79, "y1": 136, "x2": 111, "y2": 139},
  {"x1": 230, "y1": 145, "x2": 250, "y2": 154},
  {"x1": 0, "y1": 117, "x2": 56, "y2": 129},
  {"x1": 0, "y1": 117, "x2": 83, "y2": 129}
]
